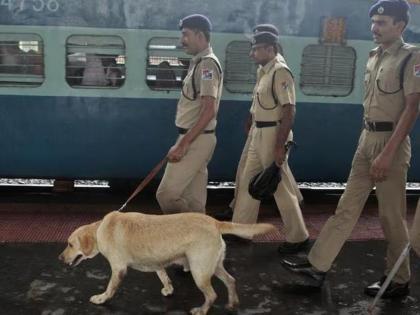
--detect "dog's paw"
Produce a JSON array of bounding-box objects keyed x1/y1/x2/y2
[
  {"x1": 161, "y1": 285, "x2": 174, "y2": 297},
  {"x1": 90, "y1": 294, "x2": 108, "y2": 304},
  {"x1": 225, "y1": 300, "x2": 239, "y2": 311},
  {"x1": 190, "y1": 307, "x2": 205, "y2": 315},
  {"x1": 226, "y1": 294, "x2": 239, "y2": 310}
]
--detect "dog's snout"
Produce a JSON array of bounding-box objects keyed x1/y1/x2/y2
[{"x1": 58, "y1": 253, "x2": 63, "y2": 261}]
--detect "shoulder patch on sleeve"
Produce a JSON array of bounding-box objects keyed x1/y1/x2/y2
[
  {"x1": 201, "y1": 68, "x2": 214, "y2": 80},
  {"x1": 414, "y1": 64, "x2": 420, "y2": 77}
]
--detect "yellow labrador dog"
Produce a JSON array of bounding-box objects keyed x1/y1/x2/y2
[{"x1": 59, "y1": 211, "x2": 275, "y2": 315}]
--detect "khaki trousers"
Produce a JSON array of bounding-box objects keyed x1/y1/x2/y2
[
  {"x1": 229, "y1": 126, "x2": 303, "y2": 209},
  {"x1": 232, "y1": 126, "x2": 308, "y2": 243},
  {"x1": 410, "y1": 199, "x2": 420, "y2": 257},
  {"x1": 308, "y1": 130, "x2": 411, "y2": 284},
  {"x1": 156, "y1": 133, "x2": 216, "y2": 214},
  {"x1": 229, "y1": 128, "x2": 253, "y2": 209}
]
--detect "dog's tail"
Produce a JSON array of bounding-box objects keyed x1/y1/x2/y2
[{"x1": 216, "y1": 221, "x2": 276, "y2": 239}]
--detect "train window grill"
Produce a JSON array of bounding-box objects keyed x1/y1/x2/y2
[
  {"x1": 66, "y1": 35, "x2": 126, "y2": 88},
  {"x1": 146, "y1": 37, "x2": 190, "y2": 90},
  {"x1": 300, "y1": 44, "x2": 356, "y2": 96},
  {"x1": 225, "y1": 41, "x2": 257, "y2": 93},
  {"x1": 0, "y1": 33, "x2": 44, "y2": 87}
]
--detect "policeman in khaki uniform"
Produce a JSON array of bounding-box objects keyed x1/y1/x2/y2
[
  {"x1": 156, "y1": 14, "x2": 223, "y2": 214},
  {"x1": 283, "y1": 0, "x2": 420, "y2": 299},
  {"x1": 232, "y1": 30, "x2": 309, "y2": 253},
  {"x1": 216, "y1": 24, "x2": 303, "y2": 221}
]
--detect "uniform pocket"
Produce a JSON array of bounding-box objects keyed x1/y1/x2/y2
[
  {"x1": 376, "y1": 66, "x2": 401, "y2": 94},
  {"x1": 181, "y1": 73, "x2": 194, "y2": 99},
  {"x1": 256, "y1": 86, "x2": 277, "y2": 110}
]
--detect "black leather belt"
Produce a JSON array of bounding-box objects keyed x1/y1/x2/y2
[
  {"x1": 255, "y1": 121, "x2": 280, "y2": 128},
  {"x1": 178, "y1": 127, "x2": 214, "y2": 134},
  {"x1": 364, "y1": 120, "x2": 393, "y2": 132}
]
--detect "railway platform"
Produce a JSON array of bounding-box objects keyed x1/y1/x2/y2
[{"x1": 0, "y1": 186, "x2": 419, "y2": 314}]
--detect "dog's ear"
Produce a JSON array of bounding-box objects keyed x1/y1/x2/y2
[
  {"x1": 78, "y1": 222, "x2": 99, "y2": 256},
  {"x1": 79, "y1": 231, "x2": 95, "y2": 256}
]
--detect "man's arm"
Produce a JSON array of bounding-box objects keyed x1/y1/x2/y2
[
  {"x1": 167, "y1": 58, "x2": 221, "y2": 163},
  {"x1": 370, "y1": 93, "x2": 420, "y2": 181},
  {"x1": 275, "y1": 104, "x2": 295, "y2": 166},
  {"x1": 273, "y1": 68, "x2": 296, "y2": 167},
  {"x1": 167, "y1": 96, "x2": 216, "y2": 162}
]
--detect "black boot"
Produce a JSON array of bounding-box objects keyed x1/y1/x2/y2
[
  {"x1": 281, "y1": 258, "x2": 326, "y2": 288},
  {"x1": 364, "y1": 276, "x2": 409, "y2": 298}
]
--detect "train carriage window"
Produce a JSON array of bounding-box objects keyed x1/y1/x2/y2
[
  {"x1": 300, "y1": 44, "x2": 356, "y2": 96},
  {"x1": 146, "y1": 37, "x2": 190, "y2": 90},
  {"x1": 0, "y1": 33, "x2": 44, "y2": 87},
  {"x1": 66, "y1": 35, "x2": 126, "y2": 88},
  {"x1": 225, "y1": 41, "x2": 257, "y2": 93}
]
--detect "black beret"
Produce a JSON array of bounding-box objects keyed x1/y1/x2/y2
[
  {"x1": 179, "y1": 14, "x2": 212, "y2": 32},
  {"x1": 251, "y1": 31, "x2": 279, "y2": 46},
  {"x1": 369, "y1": 0, "x2": 410, "y2": 23},
  {"x1": 252, "y1": 24, "x2": 279, "y2": 36}
]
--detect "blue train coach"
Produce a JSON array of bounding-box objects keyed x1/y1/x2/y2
[{"x1": 0, "y1": 0, "x2": 419, "y2": 183}]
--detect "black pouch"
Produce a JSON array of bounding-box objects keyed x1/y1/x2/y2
[{"x1": 248, "y1": 162, "x2": 281, "y2": 201}]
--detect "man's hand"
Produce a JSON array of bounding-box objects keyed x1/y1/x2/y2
[
  {"x1": 167, "y1": 142, "x2": 189, "y2": 163},
  {"x1": 274, "y1": 145, "x2": 286, "y2": 167},
  {"x1": 369, "y1": 93, "x2": 419, "y2": 182},
  {"x1": 370, "y1": 151, "x2": 394, "y2": 182}
]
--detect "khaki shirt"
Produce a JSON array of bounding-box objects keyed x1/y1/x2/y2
[
  {"x1": 175, "y1": 47, "x2": 223, "y2": 130},
  {"x1": 364, "y1": 38, "x2": 420, "y2": 123},
  {"x1": 250, "y1": 54, "x2": 295, "y2": 122}
]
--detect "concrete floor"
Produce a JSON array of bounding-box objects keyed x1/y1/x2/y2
[{"x1": 0, "y1": 241, "x2": 419, "y2": 315}]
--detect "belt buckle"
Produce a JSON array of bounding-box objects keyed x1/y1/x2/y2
[{"x1": 365, "y1": 120, "x2": 375, "y2": 131}]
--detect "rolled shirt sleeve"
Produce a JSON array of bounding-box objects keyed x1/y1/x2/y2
[
  {"x1": 404, "y1": 51, "x2": 420, "y2": 96},
  {"x1": 273, "y1": 68, "x2": 296, "y2": 106},
  {"x1": 198, "y1": 59, "x2": 221, "y2": 98}
]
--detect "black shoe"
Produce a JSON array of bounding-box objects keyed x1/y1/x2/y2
[
  {"x1": 214, "y1": 208, "x2": 233, "y2": 220},
  {"x1": 364, "y1": 276, "x2": 409, "y2": 298},
  {"x1": 278, "y1": 238, "x2": 310, "y2": 254},
  {"x1": 281, "y1": 258, "x2": 326, "y2": 287}
]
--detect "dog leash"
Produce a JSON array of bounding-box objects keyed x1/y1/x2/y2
[
  {"x1": 368, "y1": 243, "x2": 411, "y2": 313},
  {"x1": 117, "y1": 157, "x2": 167, "y2": 211}
]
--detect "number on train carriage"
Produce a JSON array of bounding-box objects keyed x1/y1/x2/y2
[
  {"x1": 65, "y1": 35, "x2": 126, "y2": 88},
  {"x1": 146, "y1": 37, "x2": 191, "y2": 90},
  {"x1": 0, "y1": 33, "x2": 44, "y2": 87},
  {"x1": 224, "y1": 41, "x2": 257, "y2": 93}
]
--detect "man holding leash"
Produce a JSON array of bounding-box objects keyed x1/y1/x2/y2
[{"x1": 156, "y1": 14, "x2": 223, "y2": 214}]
